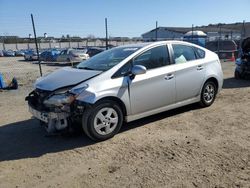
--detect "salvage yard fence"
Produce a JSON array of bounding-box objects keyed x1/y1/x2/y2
[{"x1": 0, "y1": 40, "x2": 142, "y2": 51}]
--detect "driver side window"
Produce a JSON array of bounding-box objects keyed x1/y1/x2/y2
[{"x1": 133, "y1": 45, "x2": 170, "y2": 70}]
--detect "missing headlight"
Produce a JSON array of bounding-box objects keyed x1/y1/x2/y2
[{"x1": 43, "y1": 93, "x2": 75, "y2": 107}]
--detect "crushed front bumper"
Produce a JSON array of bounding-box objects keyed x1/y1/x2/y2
[{"x1": 29, "y1": 105, "x2": 70, "y2": 132}]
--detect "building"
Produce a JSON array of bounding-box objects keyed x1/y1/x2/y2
[
  {"x1": 142, "y1": 25, "x2": 243, "y2": 42},
  {"x1": 141, "y1": 27, "x2": 188, "y2": 41}
]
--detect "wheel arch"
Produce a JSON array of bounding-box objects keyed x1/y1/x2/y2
[
  {"x1": 201, "y1": 77, "x2": 219, "y2": 95},
  {"x1": 206, "y1": 77, "x2": 218, "y2": 90},
  {"x1": 95, "y1": 96, "x2": 127, "y2": 117}
]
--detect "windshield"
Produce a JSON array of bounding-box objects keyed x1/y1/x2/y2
[{"x1": 77, "y1": 46, "x2": 141, "y2": 71}]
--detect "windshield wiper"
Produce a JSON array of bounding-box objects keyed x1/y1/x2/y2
[
  {"x1": 77, "y1": 67, "x2": 95, "y2": 70},
  {"x1": 78, "y1": 67, "x2": 105, "y2": 71}
]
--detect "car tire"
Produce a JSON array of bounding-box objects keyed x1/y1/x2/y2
[
  {"x1": 199, "y1": 81, "x2": 217, "y2": 107},
  {"x1": 234, "y1": 70, "x2": 241, "y2": 79},
  {"x1": 82, "y1": 100, "x2": 123, "y2": 141}
]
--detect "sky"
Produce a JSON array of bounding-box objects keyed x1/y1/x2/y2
[{"x1": 0, "y1": 0, "x2": 250, "y2": 38}]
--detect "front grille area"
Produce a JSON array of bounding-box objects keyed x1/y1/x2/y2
[{"x1": 26, "y1": 89, "x2": 52, "y2": 111}]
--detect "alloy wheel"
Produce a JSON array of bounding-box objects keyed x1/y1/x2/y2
[
  {"x1": 93, "y1": 107, "x2": 119, "y2": 136},
  {"x1": 203, "y1": 83, "x2": 215, "y2": 104}
]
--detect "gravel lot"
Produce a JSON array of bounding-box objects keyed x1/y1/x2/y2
[{"x1": 0, "y1": 57, "x2": 249, "y2": 188}]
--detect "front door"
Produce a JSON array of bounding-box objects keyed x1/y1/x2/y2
[{"x1": 129, "y1": 45, "x2": 176, "y2": 115}]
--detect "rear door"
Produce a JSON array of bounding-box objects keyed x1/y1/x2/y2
[{"x1": 171, "y1": 44, "x2": 205, "y2": 102}]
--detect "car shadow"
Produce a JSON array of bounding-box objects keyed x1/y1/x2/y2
[
  {"x1": 121, "y1": 103, "x2": 201, "y2": 132},
  {"x1": 223, "y1": 77, "x2": 250, "y2": 89},
  {"x1": 0, "y1": 104, "x2": 201, "y2": 162},
  {"x1": 0, "y1": 119, "x2": 94, "y2": 162},
  {"x1": 18, "y1": 59, "x2": 33, "y2": 62}
]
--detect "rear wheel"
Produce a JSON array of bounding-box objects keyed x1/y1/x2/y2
[
  {"x1": 200, "y1": 81, "x2": 217, "y2": 107},
  {"x1": 82, "y1": 100, "x2": 123, "y2": 141}
]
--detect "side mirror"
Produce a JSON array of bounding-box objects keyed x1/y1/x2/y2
[{"x1": 131, "y1": 65, "x2": 147, "y2": 76}]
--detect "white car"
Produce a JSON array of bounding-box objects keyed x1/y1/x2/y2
[
  {"x1": 56, "y1": 49, "x2": 89, "y2": 63},
  {"x1": 26, "y1": 41, "x2": 223, "y2": 141}
]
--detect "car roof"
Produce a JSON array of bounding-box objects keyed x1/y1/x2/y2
[{"x1": 116, "y1": 40, "x2": 200, "y2": 49}]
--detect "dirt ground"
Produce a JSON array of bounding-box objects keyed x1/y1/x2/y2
[{"x1": 0, "y1": 57, "x2": 249, "y2": 188}]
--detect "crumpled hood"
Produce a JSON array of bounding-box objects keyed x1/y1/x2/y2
[{"x1": 35, "y1": 67, "x2": 102, "y2": 91}]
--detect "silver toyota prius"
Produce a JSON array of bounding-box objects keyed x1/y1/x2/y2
[{"x1": 26, "y1": 41, "x2": 223, "y2": 141}]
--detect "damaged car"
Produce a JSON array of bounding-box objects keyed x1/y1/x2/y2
[
  {"x1": 26, "y1": 41, "x2": 223, "y2": 141},
  {"x1": 235, "y1": 37, "x2": 250, "y2": 79}
]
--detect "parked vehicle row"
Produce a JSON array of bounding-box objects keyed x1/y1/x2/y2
[
  {"x1": 0, "y1": 47, "x2": 104, "y2": 63},
  {"x1": 20, "y1": 47, "x2": 104, "y2": 63},
  {"x1": 0, "y1": 49, "x2": 26, "y2": 57},
  {"x1": 0, "y1": 49, "x2": 15, "y2": 57}
]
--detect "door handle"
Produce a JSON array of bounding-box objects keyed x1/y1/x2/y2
[
  {"x1": 197, "y1": 65, "x2": 204, "y2": 70},
  {"x1": 164, "y1": 74, "x2": 174, "y2": 80}
]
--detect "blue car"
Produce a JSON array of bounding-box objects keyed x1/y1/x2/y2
[
  {"x1": 40, "y1": 49, "x2": 61, "y2": 62},
  {"x1": 3, "y1": 50, "x2": 15, "y2": 57}
]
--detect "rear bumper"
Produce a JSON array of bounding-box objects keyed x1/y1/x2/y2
[{"x1": 32, "y1": 55, "x2": 38, "y2": 60}]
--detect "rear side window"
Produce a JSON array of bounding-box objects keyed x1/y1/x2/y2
[
  {"x1": 194, "y1": 47, "x2": 205, "y2": 59},
  {"x1": 133, "y1": 45, "x2": 170, "y2": 70},
  {"x1": 172, "y1": 44, "x2": 197, "y2": 64}
]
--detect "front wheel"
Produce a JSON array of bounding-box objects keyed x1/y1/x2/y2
[
  {"x1": 199, "y1": 81, "x2": 217, "y2": 107},
  {"x1": 82, "y1": 100, "x2": 123, "y2": 141}
]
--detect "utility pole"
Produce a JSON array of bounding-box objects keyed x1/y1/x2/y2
[
  {"x1": 31, "y1": 14, "x2": 42, "y2": 77},
  {"x1": 242, "y1": 20, "x2": 246, "y2": 39},
  {"x1": 191, "y1": 24, "x2": 194, "y2": 42},
  {"x1": 218, "y1": 24, "x2": 222, "y2": 58},
  {"x1": 105, "y1": 18, "x2": 108, "y2": 50},
  {"x1": 155, "y1": 21, "x2": 158, "y2": 41}
]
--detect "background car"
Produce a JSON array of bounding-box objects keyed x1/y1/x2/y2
[
  {"x1": 15, "y1": 50, "x2": 25, "y2": 56},
  {"x1": 3, "y1": 50, "x2": 15, "y2": 57},
  {"x1": 85, "y1": 47, "x2": 104, "y2": 57},
  {"x1": 234, "y1": 37, "x2": 250, "y2": 79},
  {"x1": 24, "y1": 50, "x2": 41, "y2": 61},
  {"x1": 56, "y1": 49, "x2": 89, "y2": 63},
  {"x1": 24, "y1": 50, "x2": 34, "y2": 60},
  {"x1": 39, "y1": 49, "x2": 61, "y2": 62}
]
